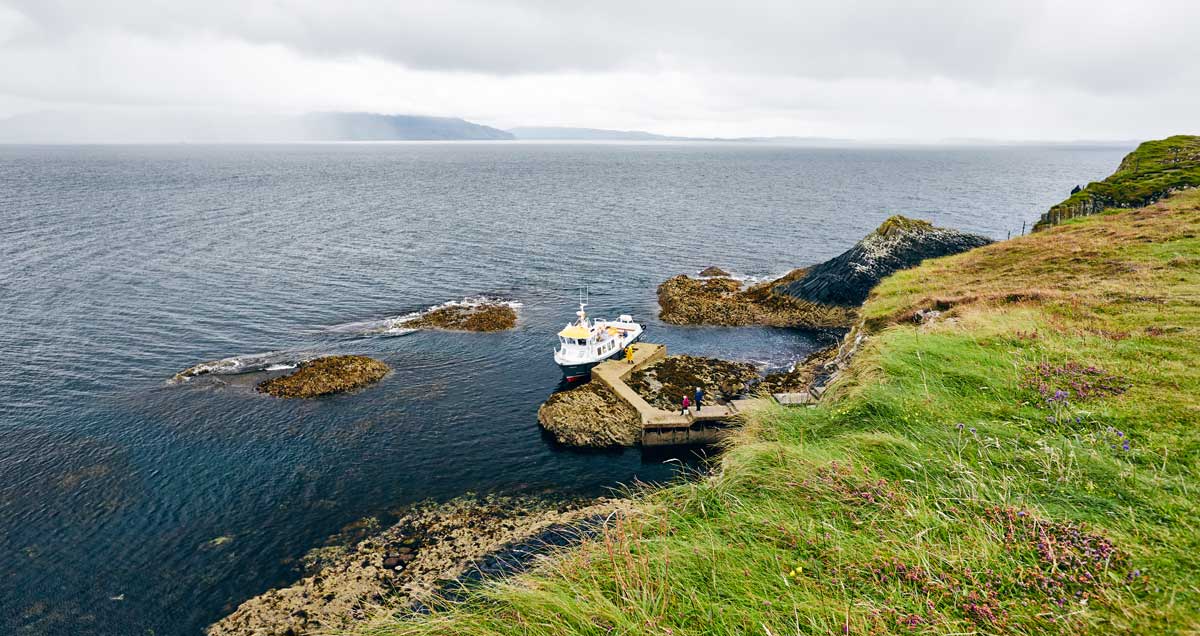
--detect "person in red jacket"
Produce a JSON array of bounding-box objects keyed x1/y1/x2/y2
[{"x1": 680, "y1": 395, "x2": 691, "y2": 416}]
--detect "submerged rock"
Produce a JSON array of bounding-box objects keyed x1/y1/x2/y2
[
  {"x1": 537, "y1": 383, "x2": 641, "y2": 447},
  {"x1": 404, "y1": 303, "x2": 517, "y2": 332},
  {"x1": 658, "y1": 216, "x2": 989, "y2": 328},
  {"x1": 627, "y1": 355, "x2": 760, "y2": 410},
  {"x1": 256, "y1": 355, "x2": 390, "y2": 398}
]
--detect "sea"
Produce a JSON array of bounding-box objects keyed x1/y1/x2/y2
[{"x1": 0, "y1": 141, "x2": 1128, "y2": 635}]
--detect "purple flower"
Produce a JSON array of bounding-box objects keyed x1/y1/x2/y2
[
  {"x1": 956, "y1": 423, "x2": 964, "y2": 430},
  {"x1": 1122, "y1": 441, "x2": 1131, "y2": 451},
  {"x1": 969, "y1": 427, "x2": 977, "y2": 434}
]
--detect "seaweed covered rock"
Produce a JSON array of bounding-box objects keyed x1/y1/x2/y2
[
  {"x1": 775, "y1": 216, "x2": 993, "y2": 306},
  {"x1": 406, "y1": 303, "x2": 517, "y2": 332},
  {"x1": 208, "y1": 496, "x2": 632, "y2": 636},
  {"x1": 256, "y1": 355, "x2": 390, "y2": 398},
  {"x1": 537, "y1": 383, "x2": 642, "y2": 447},
  {"x1": 657, "y1": 273, "x2": 857, "y2": 328},
  {"x1": 627, "y1": 355, "x2": 760, "y2": 410}
]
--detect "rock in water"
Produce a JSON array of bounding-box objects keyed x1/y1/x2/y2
[
  {"x1": 776, "y1": 216, "x2": 992, "y2": 306},
  {"x1": 405, "y1": 303, "x2": 517, "y2": 332},
  {"x1": 256, "y1": 355, "x2": 390, "y2": 398},
  {"x1": 537, "y1": 383, "x2": 642, "y2": 447},
  {"x1": 698, "y1": 266, "x2": 731, "y2": 277}
]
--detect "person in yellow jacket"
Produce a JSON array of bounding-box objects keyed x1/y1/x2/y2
[{"x1": 625, "y1": 345, "x2": 634, "y2": 364}]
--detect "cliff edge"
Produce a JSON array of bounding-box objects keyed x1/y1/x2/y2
[{"x1": 1035, "y1": 134, "x2": 1200, "y2": 230}]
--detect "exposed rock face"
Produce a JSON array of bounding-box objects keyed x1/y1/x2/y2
[
  {"x1": 207, "y1": 496, "x2": 632, "y2": 636},
  {"x1": 698, "y1": 266, "x2": 730, "y2": 277},
  {"x1": 776, "y1": 216, "x2": 993, "y2": 306},
  {"x1": 759, "y1": 346, "x2": 839, "y2": 394},
  {"x1": 405, "y1": 303, "x2": 517, "y2": 332},
  {"x1": 537, "y1": 383, "x2": 642, "y2": 447},
  {"x1": 256, "y1": 355, "x2": 390, "y2": 398},
  {"x1": 658, "y1": 216, "x2": 989, "y2": 328},
  {"x1": 627, "y1": 355, "x2": 760, "y2": 410}
]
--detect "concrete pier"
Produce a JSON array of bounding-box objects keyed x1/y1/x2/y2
[{"x1": 589, "y1": 343, "x2": 768, "y2": 446}]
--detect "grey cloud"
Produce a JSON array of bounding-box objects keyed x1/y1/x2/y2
[{"x1": 6, "y1": 0, "x2": 1199, "y2": 92}]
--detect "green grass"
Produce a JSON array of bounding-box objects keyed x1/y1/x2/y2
[
  {"x1": 1036, "y1": 135, "x2": 1200, "y2": 229},
  {"x1": 364, "y1": 190, "x2": 1200, "y2": 635}
]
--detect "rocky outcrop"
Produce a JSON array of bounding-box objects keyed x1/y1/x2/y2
[
  {"x1": 627, "y1": 355, "x2": 760, "y2": 410},
  {"x1": 657, "y1": 273, "x2": 858, "y2": 328},
  {"x1": 659, "y1": 216, "x2": 987, "y2": 328},
  {"x1": 537, "y1": 383, "x2": 642, "y2": 447},
  {"x1": 1035, "y1": 135, "x2": 1200, "y2": 230},
  {"x1": 775, "y1": 216, "x2": 993, "y2": 306},
  {"x1": 208, "y1": 496, "x2": 632, "y2": 636},
  {"x1": 256, "y1": 355, "x2": 390, "y2": 398},
  {"x1": 698, "y1": 266, "x2": 730, "y2": 277},
  {"x1": 405, "y1": 303, "x2": 517, "y2": 332}
]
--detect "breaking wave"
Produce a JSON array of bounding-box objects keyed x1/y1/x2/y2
[{"x1": 171, "y1": 351, "x2": 313, "y2": 383}]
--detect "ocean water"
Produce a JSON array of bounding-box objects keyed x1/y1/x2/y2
[{"x1": 0, "y1": 142, "x2": 1127, "y2": 635}]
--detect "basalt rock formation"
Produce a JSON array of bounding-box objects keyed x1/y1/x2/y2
[
  {"x1": 406, "y1": 303, "x2": 517, "y2": 332},
  {"x1": 659, "y1": 216, "x2": 990, "y2": 328},
  {"x1": 776, "y1": 216, "x2": 993, "y2": 307},
  {"x1": 537, "y1": 383, "x2": 642, "y2": 447},
  {"x1": 1035, "y1": 135, "x2": 1200, "y2": 230},
  {"x1": 256, "y1": 355, "x2": 390, "y2": 398}
]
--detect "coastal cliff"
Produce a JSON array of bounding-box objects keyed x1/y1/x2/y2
[{"x1": 1035, "y1": 134, "x2": 1200, "y2": 230}]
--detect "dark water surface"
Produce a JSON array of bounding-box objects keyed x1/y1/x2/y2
[{"x1": 0, "y1": 142, "x2": 1127, "y2": 635}]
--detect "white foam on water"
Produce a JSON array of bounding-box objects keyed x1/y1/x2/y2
[
  {"x1": 326, "y1": 296, "x2": 523, "y2": 336},
  {"x1": 171, "y1": 351, "x2": 313, "y2": 382}
]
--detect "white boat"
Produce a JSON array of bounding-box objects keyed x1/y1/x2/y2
[{"x1": 553, "y1": 299, "x2": 644, "y2": 381}]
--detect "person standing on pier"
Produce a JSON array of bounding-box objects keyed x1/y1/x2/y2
[
  {"x1": 694, "y1": 386, "x2": 704, "y2": 412},
  {"x1": 625, "y1": 345, "x2": 634, "y2": 364},
  {"x1": 680, "y1": 395, "x2": 691, "y2": 416}
]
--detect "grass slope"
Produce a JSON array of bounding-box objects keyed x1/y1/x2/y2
[
  {"x1": 367, "y1": 191, "x2": 1200, "y2": 635},
  {"x1": 1036, "y1": 135, "x2": 1200, "y2": 229}
]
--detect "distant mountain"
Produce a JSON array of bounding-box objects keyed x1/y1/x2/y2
[
  {"x1": 304, "y1": 112, "x2": 512, "y2": 141},
  {"x1": 508, "y1": 126, "x2": 697, "y2": 141},
  {"x1": 0, "y1": 111, "x2": 513, "y2": 143}
]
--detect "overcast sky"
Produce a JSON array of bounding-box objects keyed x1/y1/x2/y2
[{"x1": 0, "y1": 0, "x2": 1197, "y2": 140}]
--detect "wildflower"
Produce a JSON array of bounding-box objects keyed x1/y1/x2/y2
[
  {"x1": 956, "y1": 423, "x2": 964, "y2": 430},
  {"x1": 1122, "y1": 440, "x2": 1131, "y2": 451},
  {"x1": 969, "y1": 427, "x2": 977, "y2": 434}
]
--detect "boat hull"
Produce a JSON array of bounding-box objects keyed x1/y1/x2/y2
[{"x1": 558, "y1": 333, "x2": 642, "y2": 381}]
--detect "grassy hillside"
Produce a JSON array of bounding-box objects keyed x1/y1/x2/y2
[
  {"x1": 1036, "y1": 135, "x2": 1200, "y2": 229},
  {"x1": 368, "y1": 190, "x2": 1200, "y2": 635}
]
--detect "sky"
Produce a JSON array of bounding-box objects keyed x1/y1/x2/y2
[{"x1": 0, "y1": 0, "x2": 1197, "y2": 141}]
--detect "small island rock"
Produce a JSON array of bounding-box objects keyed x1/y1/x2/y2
[
  {"x1": 406, "y1": 303, "x2": 517, "y2": 332},
  {"x1": 256, "y1": 355, "x2": 390, "y2": 399}
]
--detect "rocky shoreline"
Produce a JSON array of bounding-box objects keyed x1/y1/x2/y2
[
  {"x1": 209, "y1": 495, "x2": 634, "y2": 636},
  {"x1": 658, "y1": 215, "x2": 990, "y2": 329},
  {"x1": 537, "y1": 382, "x2": 642, "y2": 447},
  {"x1": 627, "y1": 355, "x2": 760, "y2": 410}
]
